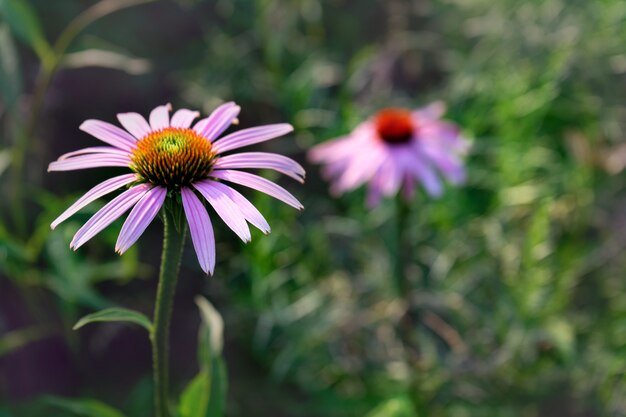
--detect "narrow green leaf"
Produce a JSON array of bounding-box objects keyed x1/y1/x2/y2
[
  {"x1": 44, "y1": 396, "x2": 128, "y2": 417},
  {"x1": 195, "y1": 296, "x2": 224, "y2": 355},
  {"x1": 125, "y1": 377, "x2": 153, "y2": 417},
  {"x1": 177, "y1": 297, "x2": 228, "y2": 417},
  {"x1": 178, "y1": 370, "x2": 210, "y2": 417},
  {"x1": 0, "y1": 326, "x2": 52, "y2": 357},
  {"x1": 61, "y1": 48, "x2": 151, "y2": 75},
  {"x1": 0, "y1": 24, "x2": 21, "y2": 109},
  {"x1": 206, "y1": 357, "x2": 227, "y2": 417},
  {"x1": 73, "y1": 307, "x2": 152, "y2": 332},
  {"x1": 0, "y1": 0, "x2": 53, "y2": 61}
]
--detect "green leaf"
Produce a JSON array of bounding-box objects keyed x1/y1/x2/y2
[
  {"x1": 0, "y1": 0, "x2": 53, "y2": 62},
  {"x1": 44, "y1": 396, "x2": 128, "y2": 417},
  {"x1": 178, "y1": 352, "x2": 227, "y2": 417},
  {"x1": 195, "y1": 296, "x2": 224, "y2": 355},
  {"x1": 177, "y1": 297, "x2": 228, "y2": 417},
  {"x1": 61, "y1": 48, "x2": 151, "y2": 75},
  {"x1": 0, "y1": 326, "x2": 52, "y2": 357},
  {"x1": 125, "y1": 377, "x2": 153, "y2": 417},
  {"x1": 73, "y1": 307, "x2": 152, "y2": 332},
  {"x1": 178, "y1": 370, "x2": 210, "y2": 417},
  {"x1": 365, "y1": 395, "x2": 417, "y2": 417},
  {"x1": 206, "y1": 357, "x2": 227, "y2": 417},
  {"x1": 0, "y1": 24, "x2": 21, "y2": 110}
]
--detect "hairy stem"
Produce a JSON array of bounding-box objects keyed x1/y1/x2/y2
[{"x1": 151, "y1": 209, "x2": 186, "y2": 417}]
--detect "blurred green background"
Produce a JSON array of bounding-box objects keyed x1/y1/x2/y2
[{"x1": 1, "y1": 0, "x2": 625, "y2": 416}]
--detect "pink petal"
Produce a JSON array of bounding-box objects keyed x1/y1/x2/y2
[
  {"x1": 213, "y1": 152, "x2": 305, "y2": 182},
  {"x1": 421, "y1": 145, "x2": 466, "y2": 184},
  {"x1": 70, "y1": 184, "x2": 152, "y2": 250},
  {"x1": 51, "y1": 173, "x2": 138, "y2": 229},
  {"x1": 193, "y1": 181, "x2": 251, "y2": 242},
  {"x1": 379, "y1": 148, "x2": 406, "y2": 196},
  {"x1": 413, "y1": 101, "x2": 446, "y2": 120},
  {"x1": 193, "y1": 102, "x2": 241, "y2": 142},
  {"x1": 210, "y1": 170, "x2": 303, "y2": 210},
  {"x1": 308, "y1": 128, "x2": 371, "y2": 164},
  {"x1": 402, "y1": 174, "x2": 416, "y2": 202},
  {"x1": 331, "y1": 144, "x2": 386, "y2": 194},
  {"x1": 204, "y1": 181, "x2": 270, "y2": 234},
  {"x1": 170, "y1": 108, "x2": 200, "y2": 128},
  {"x1": 57, "y1": 147, "x2": 130, "y2": 160},
  {"x1": 115, "y1": 186, "x2": 167, "y2": 254},
  {"x1": 401, "y1": 150, "x2": 443, "y2": 197},
  {"x1": 149, "y1": 104, "x2": 172, "y2": 131},
  {"x1": 419, "y1": 122, "x2": 469, "y2": 154},
  {"x1": 48, "y1": 154, "x2": 131, "y2": 171},
  {"x1": 212, "y1": 124, "x2": 294, "y2": 154},
  {"x1": 80, "y1": 120, "x2": 136, "y2": 151},
  {"x1": 366, "y1": 179, "x2": 383, "y2": 208},
  {"x1": 181, "y1": 188, "x2": 216, "y2": 274},
  {"x1": 117, "y1": 112, "x2": 152, "y2": 140}
]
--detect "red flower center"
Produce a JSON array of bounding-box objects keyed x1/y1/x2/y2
[{"x1": 375, "y1": 108, "x2": 415, "y2": 144}]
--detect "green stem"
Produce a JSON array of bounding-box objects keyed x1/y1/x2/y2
[
  {"x1": 151, "y1": 209, "x2": 187, "y2": 417},
  {"x1": 393, "y1": 195, "x2": 410, "y2": 297}
]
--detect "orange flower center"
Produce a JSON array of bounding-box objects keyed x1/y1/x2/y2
[
  {"x1": 131, "y1": 127, "x2": 216, "y2": 189},
  {"x1": 375, "y1": 108, "x2": 415, "y2": 144}
]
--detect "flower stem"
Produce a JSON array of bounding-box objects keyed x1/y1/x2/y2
[
  {"x1": 151, "y1": 208, "x2": 186, "y2": 417},
  {"x1": 393, "y1": 195, "x2": 410, "y2": 297}
]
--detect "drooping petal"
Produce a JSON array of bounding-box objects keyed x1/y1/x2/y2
[
  {"x1": 51, "y1": 173, "x2": 138, "y2": 229},
  {"x1": 170, "y1": 108, "x2": 200, "y2": 128},
  {"x1": 115, "y1": 186, "x2": 167, "y2": 254},
  {"x1": 366, "y1": 176, "x2": 383, "y2": 208},
  {"x1": 379, "y1": 148, "x2": 407, "y2": 196},
  {"x1": 203, "y1": 181, "x2": 270, "y2": 234},
  {"x1": 48, "y1": 154, "x2": 131, "y2": 171},
  {"x1": 401, "y1": 174, "x2": 416, "y2": 202},
  {"x1": 193, "y1": 102, "x2": 241, "y2": 142},
  {"x1": 212, "y1": 124, "x2": 294, "y2": 154},
  {"x1": 212, "y1": 152, "x2": 305, "y2": 182},
  {"x1": 57, "y1": 147, "x2": 130, "y2": 160},
  {"x1": 209, "y1": 170, "x2": 303, "y2": 210},
  {"x1": 401, "y1": 149, "x2": 443, "y2": 197},
  {"x1": 117, "y1": 112, "x2": 152, "y2": 139},
  {"x1": 181, "y1": 188, "x2": 216, "y2": 274},
  {"x1": 193, "y1": 180, "x2": 251, "y2": 242},
  {"x1": 80, "y1": 120, "x2": 137, "y2": 151},
  {"x1": 421, "y1": 144, "x2": 466, "y2": 184},
  {"x1": 149, "y1": 104, "x2": 171, "y2": 131},
  {"x1": 331, "y1": 142, "x2": 386, "y2": 194},
  {"x1": 70, "y1": 184, "x2": 151, "y2": 250}
]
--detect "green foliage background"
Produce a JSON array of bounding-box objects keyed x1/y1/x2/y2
[{"x1": 0, "y1": 0, "x2": 625, "y2": 416}]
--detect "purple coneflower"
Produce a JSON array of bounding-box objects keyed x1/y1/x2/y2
[
  {"x1": 49, "y1": 102, "x2": 304, "y2": 274},
  {"x1": 309, "y1": 102, "x2": 468, "y2": 206}
]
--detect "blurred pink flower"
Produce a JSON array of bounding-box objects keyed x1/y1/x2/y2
[
  {"x1": 49, "y1": 102, "x2": 304, "y2": 274},
  {"x1": 309, "y1": 102, "x2": 469, "y2": 207}
]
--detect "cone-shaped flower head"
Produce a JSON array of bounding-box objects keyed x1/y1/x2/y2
[
  {"x1": 308, "y1": 102, "x2": 468, "y2": 207},
  {"x1": 49, "y1": 102, "x2": 304, "y2": 274}
]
